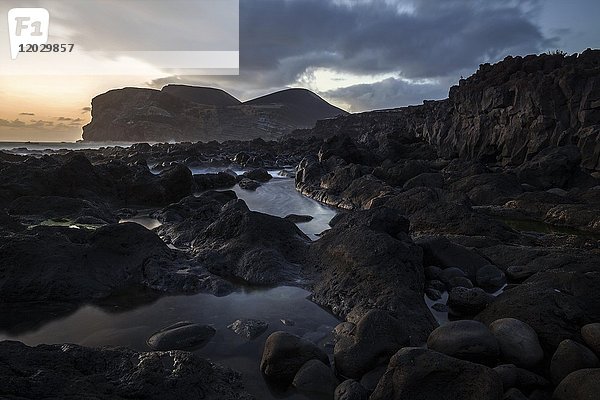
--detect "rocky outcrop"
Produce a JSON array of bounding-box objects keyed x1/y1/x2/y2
[
  {"x1": 301, "y1": 50, "x2": 600, "y2": 172},
  {"x1": 192, "y1": 199, "x2": 311, "y2": 285},
  {"x1": 0, "y1": 340, "x2": 252, "y2": 400},
  {"x1": 0, "y1": 222, "x2": 231, "y2": 303},
  {"x1": 309, "y1": 207, "x2": 437, "y2": 344},
  {"x1": 154, "y1": 191, "x2": 238, "y2": 248},
  {"x1": 4, "y1": 57, "x2": 600, "y2": 400},
  {"x1": 476, "y1": 258, "x2": 600, "y2": 354},
  {"x1": 333, "y1": 310, "x2": 410, "y2": 379},
  {"x1": 0, "y1": 153, "x2": 194, "y2": 209},
  {"x1": 82, "y1": 86, "x2": 347, "y2": 142}
]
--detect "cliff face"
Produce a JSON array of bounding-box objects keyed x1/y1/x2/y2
[
  {"x1": 304, "y1": 50, "x2": 600, "y2": 171},
  {"x1": 82, "y1": 87, "x2": 347, "y2": 142}
]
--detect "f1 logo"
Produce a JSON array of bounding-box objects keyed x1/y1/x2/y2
[{"x1": 8, "y1": 8, "x2": 49, "y2": 60}]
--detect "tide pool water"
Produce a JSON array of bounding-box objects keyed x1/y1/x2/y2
[{"x1": 0, "y1": 286, "x2": 339, "y2": 400}]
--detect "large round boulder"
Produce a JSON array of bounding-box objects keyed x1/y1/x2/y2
[
  {"x1": 292, "y1": 359, "x2": 336, "y2": 396},
  {"x1": 0, "y1": 222, "x2": 174, "y2": 303},
  {"x1": 553, "y1": 368, "x2": 600, "y2": 400},
  {"x1": 427, "y1": 320, "x2": 499, "y2": 365},
  {"x1": 260, "y1": 331, "x2": 329, "y2": 387},
  {"x1": 550, "y1": 339, "x2": 599, "y2": 384},
  {"x1": 158, "y1": 163, "x2": 195, "y2": 204},
  {"x1": 581, "y1": 323, "x2": 600, "y2": 356},
  {"x1": 489, "y1": 318, "x2": 544, "y2": 368}
]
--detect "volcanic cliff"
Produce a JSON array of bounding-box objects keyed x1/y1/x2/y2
[
  {"x1": 82, "y1": 86, "x2": 347, "y2": 142},
  {"x1": 300, "y1": 49, "x2": 600, "y2": 171}
]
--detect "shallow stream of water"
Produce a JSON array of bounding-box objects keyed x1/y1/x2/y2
[{"x1": 190, "y1": 167, "x2": 337, "y2": 240}]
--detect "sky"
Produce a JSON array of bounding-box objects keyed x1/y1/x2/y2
[{"x1": 0, "y1": 0, "x2": 598, "y2": 142}]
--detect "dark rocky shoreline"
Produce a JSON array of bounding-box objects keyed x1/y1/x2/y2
[{"x1": 1, "y1": 51, "x2": 600, "y2": 399}]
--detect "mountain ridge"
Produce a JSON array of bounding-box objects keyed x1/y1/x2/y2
[
  {"x1": 82, "y1": 86, "x2": 347, "y2": 142},
  {"x1": 161, "y1": 85, "x2": 242, "y2": 106}
]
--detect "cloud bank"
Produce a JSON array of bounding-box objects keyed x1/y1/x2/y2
[{"x1": 149, "y1": 0, "x2": 557, "y2": 111}]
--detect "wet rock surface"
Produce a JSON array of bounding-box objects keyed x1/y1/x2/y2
[
  {"x1": 334, "y1": 379, "x2": 369, "y2": 400},
  {"x1": 550, "y1": 339, "x2": 600, "y2": 384},
  {"x1": 192, "y1": 199, "x2": 311, "y2": 285},
  {"x1": 0, "y1": 216, "x2": 235, "y2": 303},
  {"x1": 147, "y1": 321, "x2": 216, "y2": 351},
  {"x1": 370, "y1": 347, "x2": 503, "y2": 400},
  {"x1": 553, "y1": 368, "x2": 600, "y2": 400},
  {"x1": 227, "y1": 319, "x2": 268, "y2": 340},
  {"x1": 333, "y1": 310, "x2": 409, "y2": 379},
  {"x1": 581, "y1": 323, "x2": 600, "y2": 355},
  {"x1": 448, "y1": 286, "x2": 495, "y2": 317},
  {"x1": 260, "y1": 331, "x2": 330, "y2": 387},
  {"x1": 309, "y1": 208, "x2": 437, "y2": 345},
  {"x1": 292, "y1": 359, "x2": 336, "y2": 396},
  {"x1": 476, "y1": 261, "x2": 600, "y2": 353},
  {"x1": 427, "y1": 320, "x2": 500, "y2": 365},
  {"x1": 0, "y1": 340, "x2": 253, "y2": 400},
  {"x1": 493, "y1": 364, "x2": 550, "y2": 393},
  {"x1": 489, "y1": 318, "x2": 544, "y2": 368}
]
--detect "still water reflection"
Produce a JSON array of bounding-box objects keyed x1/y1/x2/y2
[{"x1": 0, "y1": 286, "x2": 339, "y2": 399}]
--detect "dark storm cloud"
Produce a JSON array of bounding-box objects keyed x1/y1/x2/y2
[
  {"x1": 149, "y1": 0, "x2": 556, "y2": 110},
  {"x1": 238, "y1": 0, "x2": 554, "y2": 79},
  {"x1": 19, "y1": 112, "x2": 35, "y2": 116}
]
